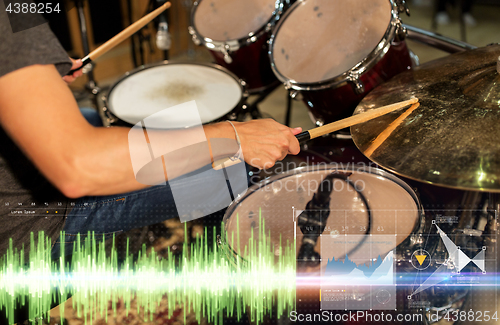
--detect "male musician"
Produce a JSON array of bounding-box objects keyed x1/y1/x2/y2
[{"x1": 0, "y1": 6, "x2": 301, "y2": 258}]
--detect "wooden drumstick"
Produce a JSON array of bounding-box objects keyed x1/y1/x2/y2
[
  {"x1": 67, "y1": 2, "x2": 171, "y2": 75},
  {"x1": 212, "y1": 98, "x2": 419, "y2": 170}
]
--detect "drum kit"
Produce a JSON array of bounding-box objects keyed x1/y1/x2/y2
[{"x1": 92, "y1": 0, "x2": 499, "y2": 323}]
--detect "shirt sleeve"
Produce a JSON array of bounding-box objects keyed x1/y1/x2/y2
[{"x1": 0, "y1": 2, "x2": 72, "y2": 78}]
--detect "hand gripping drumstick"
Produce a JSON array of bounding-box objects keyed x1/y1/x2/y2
[
  {"x1": 212, "y1": 98, "x2": 419, "y2": 170},
  {"x1": 67, "y1": 2, "x2": 171, "y2": 75},
  {"x1": 294, "y1": 98, "x2": 419, "y2": 143}
]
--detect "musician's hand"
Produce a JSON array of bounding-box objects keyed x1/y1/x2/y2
[
  {"x1": 234, "y1": 119, "x2": 302, "y2": 169},
  {"x1": 62, "y1": 59, "x2": 83, "y2": 84}
]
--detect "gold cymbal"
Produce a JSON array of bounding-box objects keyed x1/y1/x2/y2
[{"x1": 351, "y1": 44, "x2": 500, "y2": 192}]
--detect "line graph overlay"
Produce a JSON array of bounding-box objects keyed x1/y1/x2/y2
[{"x1": 320, "y1": 235, "x2": 397, "y2": 310}]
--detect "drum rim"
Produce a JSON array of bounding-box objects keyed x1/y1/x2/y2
[
  {"x1": 105, "y1": 61, "x2": 245, "y2": 126},
  {"x1": 221, "y1": 164, "x2": 423, "y2": 265},
  {"x1": 269, "y1": 0, "x2": 402, "y2": 91},
  {"x1": 189, "y1": 0, "x2": 288, "y2": 52},
  {"x1": 224, "y1": 163, "x2": 422, "y2": 232}
]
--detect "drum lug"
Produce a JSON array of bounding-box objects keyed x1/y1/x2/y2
[
  {"x1": 394, "y1": 19, "x2": 407, "y2": 42},
  {"x1": 240, "y1": 79, "x2": 247, "y2": 90},
  {"x1": 188, "y1": 26, "x2": 201, "y2": 45},
  {"x1": 102, "y1": 105, "x2": 117, "y2": 125},
  {"x1": 221, "y1": 44, "x2": 233, "y2": 64},
  {"x1": 347, "y1": 73, "x2": 365, "y2": 95},
  {"x1": 240, "y1": 79, "x2": 250, "y2": 98},
  {"x1": 395, "y1": 0, "x2": 410, "y2": 16}
]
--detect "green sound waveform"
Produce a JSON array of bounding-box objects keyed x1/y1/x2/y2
[{"x1": 0, "y1": 212, "x2": 296, "y2": 325}]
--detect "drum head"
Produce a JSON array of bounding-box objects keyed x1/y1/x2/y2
[
  {"x1": 193, "y1": 0, "x2": 277, "y2": 42},
  {"x1": 224, "y1": 166, "x2": 420, "y2": 265},
  {"x1": 271, "y1": 0, "x2": 392, "y2": 84},
  {"x1": 108, "y1": 63, "x2": 242, "y2": 127}
]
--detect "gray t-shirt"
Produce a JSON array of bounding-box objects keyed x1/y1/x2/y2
[{"x1": 0, "y1": 6, "x2": 73, "y2": 258}]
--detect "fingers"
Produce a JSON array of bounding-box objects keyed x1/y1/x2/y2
[
  {"x1": 290, "y1": 127, "x2": 302, "y2": 135},
  {"x1": 237, "y1": 119, "x2": 302, "y2": 169},
  {"x1": 71, "y1": 58, "x2": 83, "y2": 70}
]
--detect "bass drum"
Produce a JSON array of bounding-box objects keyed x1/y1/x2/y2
[
  {"x1": 269, "y1": 0, "x2": 413, "y2": 125},
  {"x1": 104, "y1": 62, "x2": 246, "y2": 127}
]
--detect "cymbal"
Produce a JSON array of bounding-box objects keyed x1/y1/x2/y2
[{"x1": 351, "y1": 44, "x2": 500, "y2": 192}]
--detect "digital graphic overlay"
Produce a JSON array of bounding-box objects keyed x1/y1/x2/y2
[
  {"x1": 0, "y1": 212, "x2": 296, "y2": 325},
  {"x1": 321, "y1": 235, "x2": 397, "y2": 310}
]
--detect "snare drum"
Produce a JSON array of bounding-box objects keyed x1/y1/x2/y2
[
  {"x1": 104, "y1": 62, "x2": 245, "y2": 127},
  {"x1": 222, "y1": 165, "x2": 422, "y2": 265},
  {"x1": 269, "y1": 0, "x2": 413, "y2": 125},
  {"x1": 189, "y1": 0, "x2": 292, "y2": 93}
]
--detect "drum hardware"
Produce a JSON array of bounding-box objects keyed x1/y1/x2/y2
[
  {"x1": 236, "y1": 82, "x2": 283, "y2": 121},
  {"x1": 221, "y1": 45, "x2": 233, "y2": 64},
  {"x1": 288, "y1": 89, "x2": 302, "y2": 101},
  {"x1": 101, "y1": 101, "x2": 118, "y2": 126},
  {"x1": 187, "y1": 26, "x2": 201, "y2": 45},
  {"x1": 394, "y1": 0, "x2": 411, "y2": 16},
  {"x1": 409, "y1": 50, "x2": 421, "y2": 66},
  {"x1": 404, "y1": 24, "x2": 477, "y2": 54},
  {"x1": 394, "y1": 19, "x2": 408, "y2": 42},
  {"x1": 347, "y1": 72, "x2": 365, "y2": 95}
]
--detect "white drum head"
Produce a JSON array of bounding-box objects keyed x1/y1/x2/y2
[
  {"x1": 108, "y1": 63, "x2": 242, "y2": 127},
  {"x1": 272, "y1": 0, "x2": 392, "y2": 83},
  {"x1": 194, "y1": 0, "x2": 277, "y2": 41},
  {"x1": 224, "y1": 166, "x2": 419, "y2": 264}
]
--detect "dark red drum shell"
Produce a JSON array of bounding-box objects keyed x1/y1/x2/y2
[
  {"x1": 302, "y1": 41, "x2": 413, "y2": 125},
  {"x1": 210, "y1": 35, "x2": 278, "y2": 93}
]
